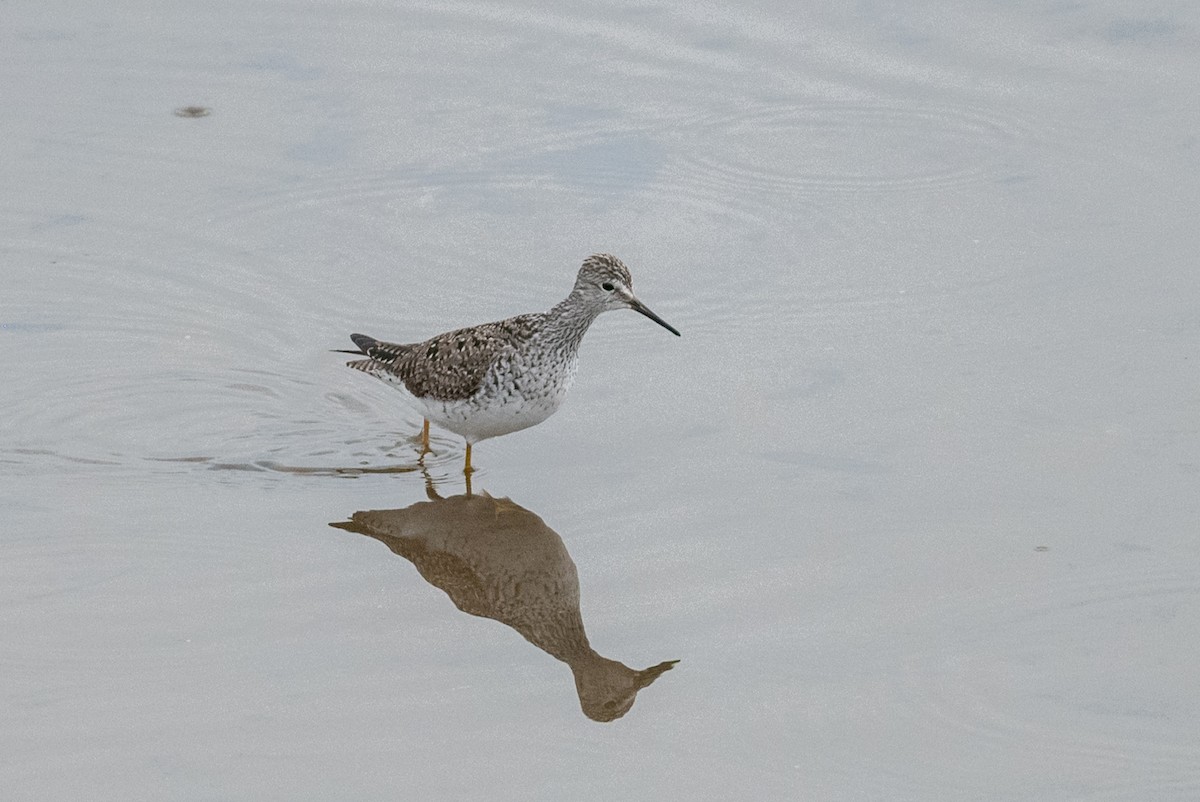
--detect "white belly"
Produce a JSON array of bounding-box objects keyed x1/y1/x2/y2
[{"x1": 423, "y1": 352, "x2": 578, "y2": 444}]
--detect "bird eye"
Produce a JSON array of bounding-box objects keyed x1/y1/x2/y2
[{"x1": 601, "y1": 282, "x2": 615, "y2": 292}]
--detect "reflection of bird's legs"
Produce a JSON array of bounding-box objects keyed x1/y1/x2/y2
[{"x1": 421, "y1": 461, "x2": 441, "y2": 501}]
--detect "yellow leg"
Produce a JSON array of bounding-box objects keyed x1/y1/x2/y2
[
  {"x1": 463, "y1": 442, "x2": 474, "y2": 475},
  {"x1": 420, "y1": 419, "x2": 431, "y2": 456}
]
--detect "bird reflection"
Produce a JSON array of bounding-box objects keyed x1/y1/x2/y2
[{"x1": 330, "y1": 486, "x2": 678, "y2": 722}]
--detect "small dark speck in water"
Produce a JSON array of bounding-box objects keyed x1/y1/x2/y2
[
  {"x1": 174, "y1": 106, "x2": 211, "y2": 118},
  {"x1": 1034, "y1": 546, "x2": 1049, "y2": 552}
]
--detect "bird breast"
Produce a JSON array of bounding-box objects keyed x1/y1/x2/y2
[
  {"x1": 485, "y1": 346, "x2": 579, "y2": 409},
  {"x1": 427, "y1": 348, "x2": 579, "y2": 442}
]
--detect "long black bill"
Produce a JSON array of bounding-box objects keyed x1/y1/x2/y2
[{"x1": 630, "y1": 298, "x2": 681, "y2": 336}]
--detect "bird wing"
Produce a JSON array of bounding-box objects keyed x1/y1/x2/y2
[{"x1": 345, "y1": 315, "x2": 541, "y2": 402}]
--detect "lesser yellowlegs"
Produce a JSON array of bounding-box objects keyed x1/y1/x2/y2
[{"x1": 340, "y1": 253, "x2": 679, "y2": 474}]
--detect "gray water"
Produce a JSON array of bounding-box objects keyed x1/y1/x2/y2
[{"x1": 3, "y1": 1, "x2": 1199, "y2": 798}]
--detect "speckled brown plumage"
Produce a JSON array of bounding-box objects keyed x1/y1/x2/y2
[{"x1": 345, "y1": 315, "x2": 542, "y2": 402}]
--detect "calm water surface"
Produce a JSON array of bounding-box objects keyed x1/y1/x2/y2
[{"x1": 3, "y1": 0, "x2": 1199, "y2": 798}]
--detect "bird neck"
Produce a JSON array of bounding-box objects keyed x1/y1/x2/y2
[{"x1": 542, "y1": 292, "x2": 601, "y2": 350}]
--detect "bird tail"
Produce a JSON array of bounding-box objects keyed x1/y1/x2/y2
[
  {"x1": 349, "y1": 333, "x2": 380, "y2": 353},
  {"x1": 344, "y1": 358, "x2": 382, "y2": 374},
  {"x1": 335, "y1": 333, "x2": 411, "y2": 376},
  {"x1": 330, "y1": 333, "x2": 380, "y2": 356}
]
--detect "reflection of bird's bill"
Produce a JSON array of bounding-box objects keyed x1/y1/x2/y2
[
  {"x1": 629, "y1": 298, "x2": 681, "y2": 336},
  {"x1": 637, "y1": 659, "x2": 680, "y2": 688}
]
